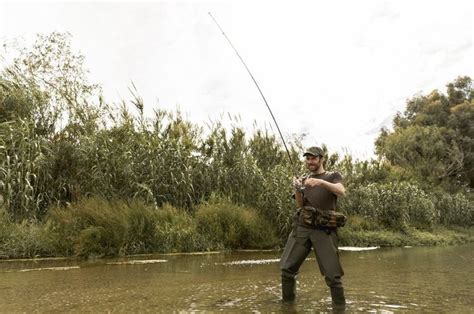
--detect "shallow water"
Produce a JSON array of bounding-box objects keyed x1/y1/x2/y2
[{"x1": 1, "y1": 244, "x2": 473, "y2": 312}]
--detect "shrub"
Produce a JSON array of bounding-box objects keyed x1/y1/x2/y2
[
  {"x1": 153, "y1": 203, "x2": 207, "y2": 253},
  {"x1": 0, "y1": 207, "x2": 58, "y2": 258},
  {"x1": 432, "y1": 192, "x2": 473, "y2": 226},
  {"x1": 45, "y1": 197, "x2": 214, "y2": 257},
  {"x1": 340, "y1": 182, "x2": 437, "y2": 230},
  {"x1": 195, "y1": 197, "x2": 278, "y2": 250},
  {"x1": 47, "y1": 197, "x2": 160, "y2": 257}
]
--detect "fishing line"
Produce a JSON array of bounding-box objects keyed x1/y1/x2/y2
[{"x1": 208, "y1": 12, "x2": 298, "y2": 176}]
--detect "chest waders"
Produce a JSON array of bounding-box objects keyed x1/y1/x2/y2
[{"x1": 280, "y1": 185, "x2": 346, "y2": 310}]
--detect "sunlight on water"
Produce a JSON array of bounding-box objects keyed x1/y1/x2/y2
[
  {"x1": 339, "y1": 246, "x2": 380, "y2": 251},
  {"x1": 217, "y1": 258, "x2": 279, "y2": 266},
  {"x1": 4, "y1": 266, "x2": 80, "y2": 273},
  {"x1": 106, "y1": 259, "x2": 167, "y2": 265}
]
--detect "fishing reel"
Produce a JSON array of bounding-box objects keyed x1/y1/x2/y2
[{"x1": 293, "y1": 177, "x2": 306, "y2": 192}]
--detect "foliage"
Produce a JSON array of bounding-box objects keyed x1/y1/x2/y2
[
  {"x1": 431, "y1": 192, "x2": 473, "y2": 226},
  {"x1": 2, "y1": 32, "x2": 103, "y2": 136},
  {"x1": 47, "y1": 198, "x2": 157, "y2": 257},
  {"x1": 375, "y1": 76, "x2": 474, "y2": 189},
  {"x1": 1, "y1": 33, "x2": 103, "y2": 221},
  {"x1": 1, "y1": 196, "x2": 471, "y2": 259},
  {"x1": 195, "y1": 196, "x2": 278, "y2": 250},
  {"x1": 340, "y1": 182, "x2": 437, "y2": 230},
  {"x1": 338, "y1": 226, "x2": 473, "y2": 247},
  {"x1": 153, "y1": 203, "x2": 209, "y2": 253},
  {"x1": 0, "y1": 119, "x2": 51, "y2": 220},
  {"x1": 334, "y1": 155, "x2": 393, "y2": 188}
]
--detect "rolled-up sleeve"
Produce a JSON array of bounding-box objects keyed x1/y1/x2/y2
[{"x1": 331, "y1": 172, "x2": 343, "y2": 184}]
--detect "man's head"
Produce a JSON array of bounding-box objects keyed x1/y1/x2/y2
[{"x1": 303, "y1": 146, "x2": 324, "y2": 173}]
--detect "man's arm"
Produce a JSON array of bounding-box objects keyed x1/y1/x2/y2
[
  {"x1": 292, "y1": 177, "x2": 305, "y2": 207},
  {"x1": 294, "y1": 189, "x2": 304, "y2": 207},
  {"x1": 304, "y1": 178, "x2": 346, "y2": 197}
]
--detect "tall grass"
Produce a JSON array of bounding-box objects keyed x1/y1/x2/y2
[
  {"x1": 1, "y1": 72, "x2": 299, "y2": 237},
  {"x1": 0, "y1": 197, "x2": 279, "y2": 258},
  {"x1": 195, "y1": 196, "x2": 278, "y2": 250},
  {"x1": 432, "y1": 192, "x2": 473, "y2": 226},
  {"x1": 1, "y1": 82, "x2": 472, "y2": 232},
  {"x1": 340, "y1": 182, "x2": 437, "y2": 230}
]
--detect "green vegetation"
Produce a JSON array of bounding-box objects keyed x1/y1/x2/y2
[
  {"x1": 0, "y1": 33, "x2": 472, "y2": 259},
  {"x1": 0, "y1": 197, "x2": 278, "y2": 258},
  {"x1": 195, "y1": 196, "x2": 278, "y2": 250},
  {"x1": 375, "y1": 76, "x2": 473, "y2": 190}
]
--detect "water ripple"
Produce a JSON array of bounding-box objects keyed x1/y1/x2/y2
[
  {"x1": 106, "y1": 259, "x2": 167, "y2": 265},
  {"x1": 339, "y1": 246, "x2": 380, "y2": 251},
  {"x1": 217, "y1": 259, "x2": 280, "y2": 266},
  {"x1": 9, "y1": 266, "x2": 80, "y2": 273}
]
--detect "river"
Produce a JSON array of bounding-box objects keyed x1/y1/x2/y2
[{"x1": 1, "y1": 244, "x2": 472, "y2": 312}]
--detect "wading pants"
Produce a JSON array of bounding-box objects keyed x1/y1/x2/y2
[{"x1": 279, "y1": 225, "x2": 344, "y2": 301}]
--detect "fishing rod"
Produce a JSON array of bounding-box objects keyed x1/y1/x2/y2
[{"x1": 208, "y1": 12, "x2": 298, "y2": 177}]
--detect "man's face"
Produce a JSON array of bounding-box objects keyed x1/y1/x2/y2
[{"x1": 305, "y1": 155, "x2": 323, "y2": 172}]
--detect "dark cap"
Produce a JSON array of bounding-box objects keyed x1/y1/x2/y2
[{"x1": 303, "y1": 146, "x2": 324, "y2": 157}]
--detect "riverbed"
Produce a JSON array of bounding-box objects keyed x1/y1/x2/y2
[{"x1": 1, "y1": 244, "x2": 472, "y2": 312}]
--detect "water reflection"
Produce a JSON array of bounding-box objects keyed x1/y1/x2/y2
[{"x1": 0, "y1": 244, "x2": 472, "y2": 312}]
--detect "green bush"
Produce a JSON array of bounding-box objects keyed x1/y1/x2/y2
[
  {"x1": 343, "y1": 214, "x2": 383, "y2": 232},
  {"x1": 47, "y1": 197, "x2": 161, "y2": 257},
  {"x1": 338, "y1": 224, "x2": 473, "y2": 247},
  {"x1": 1, "y1": 196, "x2": 280, "y2": 258},
  {"x1": 338, "y1": 228, "x2": 406, "y2": 247},
  {"x1": 45, "y1": 197, "x2": 214, "y2": 257},
  {"x1": 432, "y1": 192, "x2": 473, "y2": 226},
  {"x1": 0, "y1": 207, "x2": 58, "y2": 258},
  {"x1": 153, "y1": 203, "x2": 208, "y2": 253},
  {"x1": 340, "y1": 182, "x2": 437, "y2": 230},
  {"x1": 195, "y1": 197, "x2": 278, "y2": 250}
]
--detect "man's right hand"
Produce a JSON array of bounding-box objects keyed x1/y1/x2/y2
[{"x1": 292, "y1": 177, "x2": 303, "y2": 191}]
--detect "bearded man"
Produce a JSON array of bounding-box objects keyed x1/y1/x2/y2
[{"x1": 280, "y1": 146, "x2": 347, "y2": 311}]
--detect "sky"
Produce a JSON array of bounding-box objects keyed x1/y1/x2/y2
[{"x1": 1, "y1": 0, "x2": 473, "y2": 159}]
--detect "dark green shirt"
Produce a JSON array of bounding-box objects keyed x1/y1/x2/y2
[{"x1": 303, "y1": 171, "x2": 343, "y2": 210}]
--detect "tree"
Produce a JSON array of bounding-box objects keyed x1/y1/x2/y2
[
  {"x1": 1, "y1": 32, "x2": 103, "y2": 138},
  {"x1": 375, "y1": 76, "x2": 474, "y2": 189}
]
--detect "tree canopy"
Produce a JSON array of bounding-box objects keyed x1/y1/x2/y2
[{"x1": 375, "y1": 76, "x2": 474, "y2": 190}]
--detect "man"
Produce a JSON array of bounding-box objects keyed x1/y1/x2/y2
[{"x1": 280, "y1": 146, "x2": 346, "y2": 311}]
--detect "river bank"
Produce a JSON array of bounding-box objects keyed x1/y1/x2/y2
[
  {"x1": 1, "y1": 212, "x2": 472, "y2": 260},
  {"x1": 339, "y1": 224, "x2": 474, "y2": 247}
]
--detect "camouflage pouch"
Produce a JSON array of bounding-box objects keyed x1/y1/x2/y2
[
  {"x1": 298, "y1": 206, "x2": 317, "y2": 226},
  {"x1": 314, "y1": 208, "x2": 347, "y2": 228}
]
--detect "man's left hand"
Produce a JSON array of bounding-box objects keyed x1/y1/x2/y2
[{"x1": 304, "y1": 178, "x2": 325, "y2": 187}]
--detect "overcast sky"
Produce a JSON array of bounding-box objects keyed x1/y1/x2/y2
[{"x1": 1, "y1": 0, "x2": 473, "y2": 159}]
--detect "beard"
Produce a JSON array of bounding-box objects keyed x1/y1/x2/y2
[{"x1": 307, "y1": 162, "x2": 321, "y2": 172}]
